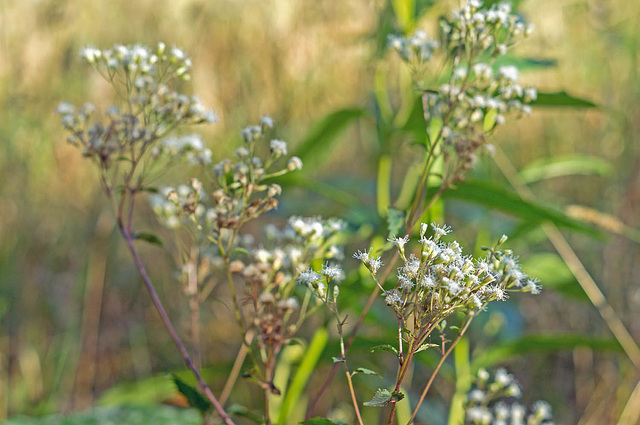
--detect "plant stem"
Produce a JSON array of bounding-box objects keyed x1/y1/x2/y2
[
  {"x1": 406, "y1": 316, "x2": 474, "y2": 425},
  {"x1": 120, "y1": 226, "x2": 235, "y2": 425}
]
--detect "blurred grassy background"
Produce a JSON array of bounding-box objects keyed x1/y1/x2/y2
[{"x1": 1, "y1": 0, "x2": 640, "y2": 424}]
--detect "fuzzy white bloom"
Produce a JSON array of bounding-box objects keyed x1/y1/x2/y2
[
  {"x1": 321, "y1": 263, "x2": 345, "y2": 282},
  {"x1": 287, "y1": 156, "x2": 303, "y2": 171},
  {"x1": 499, "y1": 65, "x2": 519, "y2": 82},
  {"x1": 270, "y1": 139, "x2": 288, "y2": 156}
]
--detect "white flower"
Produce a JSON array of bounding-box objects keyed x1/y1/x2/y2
[
  {"x1": 498, "y1": 65, "x2": 519, "y2": 82},
  {"x1": 270, "y1": 139, "x2": 288, "y2": 156}
]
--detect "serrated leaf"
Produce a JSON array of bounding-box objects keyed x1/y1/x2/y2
[
  {"x1": 531, "y1": 90, "x2": 597, "y2": 108},
  {"x1": 387, "y1": 207, "x2": 405, "y2": 239},
  {"x1": 352, "y1": 367, "x2": 380, "y2": 377},
  {"x1": 171, "y1": 375, "x2": 212, "y2": 414},
  {"x1": 133, "y1": 232, "x2": 163, "y2": 247},
  {"x1": 227, "y1": 404, "x2": 264, "y2": 424},
  {"x1": 301, "y1": 418, "x2": 346, "y2": 425},
  {"x1": 364, "y1": 389, "x2": 393, "y2": 407},
  {"x1": 370, "y1": 344, "x2": 399, "y2": 356},
  {"x1": 416, "y1": 343, "x2": 439, "y2": 353}
]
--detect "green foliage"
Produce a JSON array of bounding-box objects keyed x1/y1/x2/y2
[
  {"x1": 2, "y1": 406, "x2": 201, "y2": 425},
  {"x1": 471, "y1": 334, "x2": 623, "y2": 372},
  {"x1": 439, "y1": 180, "x2": 600, "y2": 236},
  {"x1": 171, "y1": 375, "x2": 212, "y2": 415},
  {"x1": 519, "y1": 154, "x2": 613, "y2": 183},
  {"x1": 363, "y1": 389, "x2": 405, "y2": 407},
  {"x1": 531, "y1": 91, "x2": 597, "y2": 108}
]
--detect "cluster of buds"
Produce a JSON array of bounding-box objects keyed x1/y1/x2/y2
[
  {"x1": 466, "y1": 368, "x2": 555, "y2": 425},
  {"x1": 356, "y1": 223, "x2": 539, "y2": 332},
  {"x1": 151, "y1": 134, "x2": 213, "y2": 166},
  {"x1": 442, "y1": 1, "x2": 534, "y2": 57},
  {"x1": 57, "y1": 43, "x2": 215, "y2": 170},
  {"x1": 150, "y1": 179, "x2": 208, "y2": 230},
  {"x1": 389, "y1": 1, "x2": 537, "y2": 183},
  {"x1": 230, "y1": 216, "x2": 345, "y2": 350},
  {"x1": 79, "y1": 42, "x2": 194, "y2": 83},
  {"x1": 207, "y1": 117, "x2": 302, "y2": 230}
]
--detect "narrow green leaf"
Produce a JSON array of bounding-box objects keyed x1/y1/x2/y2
[
  {"x1": 370, "y1": 344, "x2": 399, "y2": 356},
  {"x1": 294, "y1": 108, "x2": 368, "y2": 168},
  {"x1": 133, "y1": 232, "x2": 163, "y2": 247},
  {"x1": 439, "y1": 181, "x2": 600, "y2": 237},
  {"x1": 491, "y1": 56, "x2": 557, "y2": 71},
  {"x1": 415, "y1": 343, "x2": 439, "y2": 353},
  {"x1": 471, "y1": 334, "x2": 622, "y2": 372},
  {"x1": 521, "y1": 253, "x2": 589, "y2": 301},
  {"x1": 377, "y1": 155, "x2": 392, "y2": 216},
  {"x1": 171, "y1": 375, "x2": 212, "y2": 414},
  {"x1": 232, "y1": 247, "x2": 250, "y2": 257},
  {"x1": 332, "y1": 356, "x2": 344, "y2": 363},
  {"x1": 531, "y1": 90, "x2": 597, "y2": 108},
  {"x1": 448, "y1": 338, "x2": 471, "y2": 425},
  {"x1": 520, "y1": 154, "x2": 613, "y2": 183},
  {"x1": 278, "y1": 328, "x2": 329, "y2": 424}
]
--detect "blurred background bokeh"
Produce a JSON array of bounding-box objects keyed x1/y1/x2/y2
[{"x1": 1, "y1": 0, "x2": 640, "y2": 424}]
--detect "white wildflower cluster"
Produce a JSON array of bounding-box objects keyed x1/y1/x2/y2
[
  {"x1": 443, "y1": 1, "x2": 535, "y2": 57},
  {"x1": 57, "y1": 43, "x2": 215, "y2": 169},
  {"x1": 79, "y1": 42, "x2": 194, "y2": 82},
  {"x1": 465, "y1": 368, "x2": 555, "y2": 425},
  {"x1": 387, "y1": 30, "x2": 440, "y2": 63},
  {"x1": 207, "y1": 117, "x2": 302, "y2": 230},
  {"x1": 356, "y1": 223, "x2": 538, "y2": 326},
  {"x1": 151, "y1": 134, "x2": 212, "y2": 165},
  {"x1": 388, "y1": 2, "x2": 537, "y2": 182},
  {"x1": 229, "y1": 216, "x2": 345, "y2": 350},
  {"x1": 150, "y1": 179, "x2": 210, "y2": 230}
]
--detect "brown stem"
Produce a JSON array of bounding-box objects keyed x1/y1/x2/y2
[
  {"x1": 406, "y1": 316, "x2": 475, "y2": 425},
  {"x1": 306, "y1": 186, "x2": 448, "y2": 419},
  {"x1": 120, "y1": 226, "x2": 235, "y2": 425}
]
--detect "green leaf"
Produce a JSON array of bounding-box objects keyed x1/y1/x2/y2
[
  {"x1": 387, "y1": 207, "x2": 406, "y2": 239},
  {"x1": 171, "y1": 374, "x2": 212, "y2": 414},
  {"x1": 370, "y1": 344, "x2": 399, "y2": 356},
  {"x1": 531, "y1": 90, "x2": 597, "y2": 108},
  {"x1": 520, "y1": 154, "x2": 613, "y2": 183},
  {"x1": 363, "y1": 389, "x2": 404, "y2": 407},
  {"x1": 352, "y1": 367, "x2": 381, "y2": 377},
  {"x1": 364, "y1": 389, "x2": 393, "y2": 407},
  {"x1": 301, "y1": 418, "x2": 346, "y2": 425},
  {"x1": 416, "y1": 343, "x2": 439, "y2": 353},
  {"x1": 521, "y1": 253, "x2": 589, "y2": 301},
  {"x1": 491, "y1": 56, "x2": 557, "y2": 72},
  {"x1": 294, "y1": 108, "x2": 368, "y2": 169},
  {"x1": 439, "y1": 180, "x2": 601, "y2": 237},
  {"x1": 227, "y1": 404, "x2": 264, "y2": 424},
  {"x1": 332, "y1": 356, "x2": 344, "y2": 363},
  {"x1": 232, "y1": 247, "x2": 250, "y2": 257},
  {"x1": 132, "y1": 232, "x2": 163, "y2": 247},
  {"x1": 278, "y1": 328, "x2": 329, "y2": 424},
  {"x1": 471, "y1": 334, "x2": 622, "y2": 372},
  {"x1": 483, "y1": 109, "x2": 498, "y2": 132}
]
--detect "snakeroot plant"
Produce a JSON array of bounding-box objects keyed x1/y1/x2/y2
[{"x1": 56, "y1": 2, "x2": 551, "y2": 424}]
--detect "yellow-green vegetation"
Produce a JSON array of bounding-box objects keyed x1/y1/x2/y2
[{"x1": 2, "y1": 1, "x2": 640, "y2": 424}]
